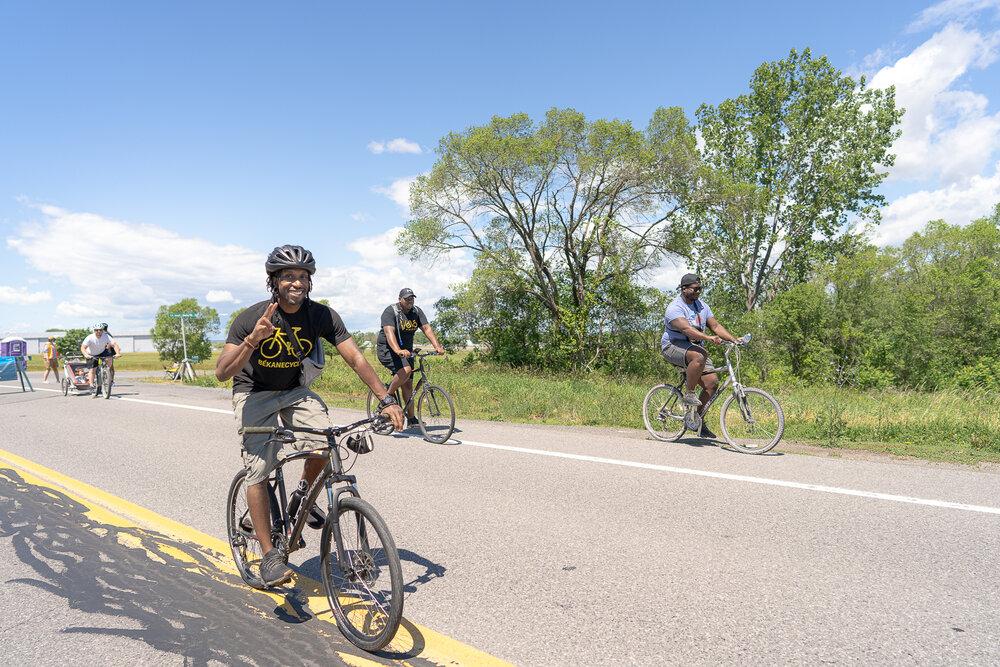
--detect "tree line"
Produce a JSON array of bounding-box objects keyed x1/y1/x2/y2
[{"x1": 398, "y1": 46, "x2": 992, "y2": 390}]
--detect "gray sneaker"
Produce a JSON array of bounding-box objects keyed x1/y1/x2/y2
[
  {"x1": 260, "y1": 548, "x2": 292, "y2": 587},
  {"x1": 681, "y1": 391, "x2": 701, "y2": 407}
]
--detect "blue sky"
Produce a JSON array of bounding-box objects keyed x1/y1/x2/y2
[{"x1": 2, "y1": 0, "x2": 1000, "y2": 335}]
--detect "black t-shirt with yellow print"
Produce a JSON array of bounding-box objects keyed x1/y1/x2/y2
[
  {"x1": 227, "y1": 299, "x2": 351, "y2": 393},
  {"x1": 375, "y1": 303, "x2": 427, "y2": 351}
]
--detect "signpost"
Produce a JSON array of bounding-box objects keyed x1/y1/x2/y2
[{"x1": 166, "y1": 313, "x2": 198, "y2": 381}]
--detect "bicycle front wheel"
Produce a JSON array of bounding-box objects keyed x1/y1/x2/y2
[
  {"x1": 642, "y1": 384, "x2": 686, "y2": 442},
  {"x1": 226, "y1": 470, "x2": 267, "y2": 589},
  {"x1": 321, "y1": 496, "x2": 403, "y2": 651},
  {"x1": 417, "y1": 385, "x2": 455, "y2": 444},
  {"x1": 101, "y1": 366, "x2": 112, "y2": 399},
  {"x1": 719, "y1": 387, "x2": 785, "y2": 454},
  {"x1": 365, "y1": 383, "x2": 392, "y2": 420}
]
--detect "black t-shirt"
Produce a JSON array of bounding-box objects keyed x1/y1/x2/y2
[
  {"x1": 375, "y1": 304, "x2": 427, "y2": 351},
  {"x1": 227, "y1": 299, "x2": 351, "y2": 393}
]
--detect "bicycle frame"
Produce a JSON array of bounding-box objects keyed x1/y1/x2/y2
[
  {"x1": 390, "y1": 351, "x2": 436, "y2": 413},
  {"x1": 259, "y1": 419, "x2": 375, "y2": 574},
  {"x1": 671, "y1": 341, "x2": 747, "y2": 417}
]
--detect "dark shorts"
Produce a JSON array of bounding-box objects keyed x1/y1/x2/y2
[
  {"x1": 86, "y1": 349, "x2": 115, "y2": 368},
  {"x1": 376, "y1": 344, "x2": 415, "y2": 375},
  {"x1": 661, "y1": 341, "x2": 715, "y2": 372}
]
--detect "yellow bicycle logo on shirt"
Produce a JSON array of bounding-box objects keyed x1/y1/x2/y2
[{"x1": 259, "y1": 327, "x2": 313, "y2": 359}]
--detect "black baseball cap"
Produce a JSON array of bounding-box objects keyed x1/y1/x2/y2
[
  {"x1": 399, "y1": 287, "x2": 416, "y2": 298},
  {"x1": 679, "y1": 273, "x2": 701, "y2": 287}
]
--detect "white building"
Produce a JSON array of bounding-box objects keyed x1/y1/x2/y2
[{"x1": 14, "y1": 331, "x2": 157, "y2": 354}]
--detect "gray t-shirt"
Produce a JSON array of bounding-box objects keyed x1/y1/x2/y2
[{"x1": 661, "y1": 295, "x2": 714, "y2": 349}]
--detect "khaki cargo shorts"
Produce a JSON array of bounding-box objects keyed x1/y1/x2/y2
[
  {"x1": 233, "y1": 386, "x2": 331, "y2": 486},
  {"x1": 661, "y1": 341, "x2": 715, "y2": 372}
]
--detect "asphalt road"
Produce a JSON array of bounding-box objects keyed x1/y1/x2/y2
[{"x1": 2, "y1": 372, "x2": 999, "y2": 665}]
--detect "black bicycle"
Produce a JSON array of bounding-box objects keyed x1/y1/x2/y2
[
  {"x1": 365, "y1": 349, "x2": 455, "y2": 444},
  {"x1": 91, "y1": 355, "x2": 113, "y2": 399},
  {"x1": 226, "y1": 415, "x2": 404, "y2": 651}
]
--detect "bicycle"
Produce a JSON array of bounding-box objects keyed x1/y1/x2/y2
[
  {"x1": 642, "y1": 334, "x2": 785, "y2": 454},
  {"x1": 365, "y1": 349, "x2": 455, "y2": 444},
  {"x1": 90, "y1": 355, "x2": 113, "y2": 400},
  {"x1": 226, "y1": 415, "x2": 404, "y2": 651}
]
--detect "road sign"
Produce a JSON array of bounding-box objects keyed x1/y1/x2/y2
[{"x1": 168, "y1": 313, "x2": 197, "y2": 318}]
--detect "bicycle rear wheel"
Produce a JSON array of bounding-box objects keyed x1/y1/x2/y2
[
  {"x1": 719, "y1": 387, "x2": 785, "y2": 454},
  {"x1": 642, "y1": 384, "x2": 686, "y2": 442},
  {"x1": 100, "y1": 365, "x2": 112, "y2": 399},
  {"x1": 417, "y1": 385, "x2": 455, "y2": 444},
  {"x1": 226, "y1": 470, "x2": 267, "y2": 589},
  {"x1": 321, "y1": 496, "x2": 403, "y2": 651}
]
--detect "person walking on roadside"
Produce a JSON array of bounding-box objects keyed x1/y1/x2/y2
[
  {"x1": 42, "y1": 336, "x2": 60, "y2": 383},
  {"x1": 660, "y1": 274, "x2": 740, "y2": 439},
  {"x1": 375, "y1": 288, "x2": 446, "y2": 429}
]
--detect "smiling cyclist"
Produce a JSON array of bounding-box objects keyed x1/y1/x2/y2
[{"x1": 215, "y1": 244, "x2": 405, "y2": 587}]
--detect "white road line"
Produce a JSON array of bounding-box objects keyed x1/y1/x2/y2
[
  {"x1": 5, "y1": 384, "x2": 999, "y2": 515},
  {"x1": 452, "y1": 439, "x2": 1000, "y2": 515}
]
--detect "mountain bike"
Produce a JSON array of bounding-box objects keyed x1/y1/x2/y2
[
  {"x1": 365, "y1": 350, "x2": 455, "y2": 444},
  {"x1": 642, "y1": 334, "x2": 785, "y2": 454},
  {"x1": 91, "y1": 356, "x2": 113, "y2": 400},
  {"x1": 226, "y1": 415, "x2": 404, "y2": 651}
]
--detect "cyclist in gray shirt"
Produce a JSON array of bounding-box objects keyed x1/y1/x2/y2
[{"x1": 660, "y1": 273, "x2": 739, "y2": 438}]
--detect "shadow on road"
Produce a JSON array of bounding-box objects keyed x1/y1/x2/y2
[{"x1": 0, "y1": 468, "x2": 438, "y2": 666}]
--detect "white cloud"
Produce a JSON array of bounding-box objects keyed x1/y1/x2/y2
[
  {"x1": 908, "y1": 0, "x2": 1000, "y2": 32},
  {"x1": 871, "y1": 23, "x2": 1000, "y2": 185},
  {"x1": 0, "y1": 285, "x2": 51, "y2": 305},
  {"x1": 205, "y1": 290, "x2": 237, "y2": 303},
  {"x1": 367, "y1": 138, "x2": 422, "y2": 155},
  {"x1": 871, "y1": 163, "x2": 1000, "y2": 245},
  {"x1": 311, "y1": 227, "x2": 474, "y2": 330},
  {"x1": 372, "y1": 176, "x2": 417, "y2": 213},
  {"x1": 6, "y1": 204, "x2": 264, "y2": 325}
]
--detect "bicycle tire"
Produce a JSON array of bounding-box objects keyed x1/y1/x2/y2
[
  {"x1": 320, "y1": 496, "x2": 403, "y2": 651},
  {"x1": 642, "y1": 384, "x2": 686, "y2": 442},
  {"x1": 417, "y1": 385, "x2": 455, "y2": 444},
  {"x1": 61, "y1": 377, "x2": 70, "y2": 396},
  {"x1": 719, "y1": 387, "x2": 785, "y2": 454},
  {"x1": 226, "y1": 470, "x2": 267, "y2": 589},
  {"x1": 101, "y1": 366, "x2": 112, "y2": 399}
]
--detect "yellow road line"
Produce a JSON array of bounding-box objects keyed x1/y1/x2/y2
[{"x1": 0, "y1": 447, "x2": 514, "y2": 667}]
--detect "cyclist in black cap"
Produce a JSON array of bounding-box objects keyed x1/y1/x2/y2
[
  {"x1": 376, "y1": 287, "x2": 445, "y2": 428},
  {"x1": 216, "y1": 244, "x2": 404, "y2": 586},
  {"x1": 659, "y1": 273, "x2": 739, "y2": 439}
]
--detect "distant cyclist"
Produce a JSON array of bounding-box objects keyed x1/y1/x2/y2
[
  {"x1": 216, "y1": 245, "x2": 404, "y2": 587},
  {"x1": 376, "y1": 288, "x2": 445, "y2": 429},
  {"x1": 80, "y1": 323, "x2": 121, "y2": 396},
  {"x1": 660, "y1": 274, "x2": 739, "y2": 438}
]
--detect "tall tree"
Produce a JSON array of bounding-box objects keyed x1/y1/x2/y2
[
  {"x1": 150, "y1": 299, "x2": 220, "y2": 362},
  {"x1": 696, "y1": 47, "x2": 904, "y2": 311},
  {"x1": 399, "y1": 107, "x2": 704, "y2": 368}
]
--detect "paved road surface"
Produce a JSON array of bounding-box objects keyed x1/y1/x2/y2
[{"x1": 2, "y1": 373, "x2": 999, "y2": 665}]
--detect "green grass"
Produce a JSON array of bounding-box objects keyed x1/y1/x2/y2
[{"x1": 22, "y1": 350, "x2": 1000, "y2": 465}]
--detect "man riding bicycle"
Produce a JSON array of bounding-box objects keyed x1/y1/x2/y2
[
  {"x1": 660, "y1": 274, "x2": 739, "y2": 438},
  {"x1": 80, "y1": 323, "x2": 121, "y2": 397},
  {"x1": 216, "y1": 245, "x2": 404, "y2": 587},
  {"x1": 376, "y1": 288, "x2": 445, "y2": 429}
]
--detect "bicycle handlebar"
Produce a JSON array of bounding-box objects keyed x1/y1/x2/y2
[{"x1": 244, "y1": 413, "x2": 392, "y2": 437}]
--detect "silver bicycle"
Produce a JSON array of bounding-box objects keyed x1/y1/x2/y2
[{"x1": 642, "y1": 334, "x2": 785, "y2": 454}]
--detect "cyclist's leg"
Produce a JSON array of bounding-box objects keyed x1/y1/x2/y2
[
  {"x1": 235, "y1": 391, "x2": 283, "y2": 554},
  {"x1": 86, "y1": 356, "x2": 98, "y2": 387},
  {"x1": 281, "y1": 387, "x2": 335, "y2": 486},
  {"x1": 697, "y1": 358, "x2": 719, "y2": 411}
]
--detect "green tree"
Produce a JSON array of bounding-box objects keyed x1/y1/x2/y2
[
  {"x1": 764, "y1": 281, "x2": 833, "y2": 377},
  {"x1": 55, "y1": 328, "x2": 90, "y2": 358},
  {"x1": 695, "y1": 47, "x2": 904, "y2": 311},
  {"x1": 400, "y1": 107, "x2": 704, "y2": 369},
  {"x1": 150, "y1": 299, "x2": 220, "y2": 362}
]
